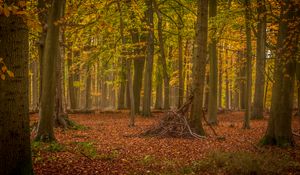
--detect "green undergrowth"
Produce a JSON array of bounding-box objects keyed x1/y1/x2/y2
[
  {"x1": 71, "y1": 141, "x2": 119, "y2": 161},
  {"x1": 179, "y1": 151, "x2": 300, "y2": 175},
  {"x1": 68, "y1": 120, "x2": 90, "y2": 130},
  {"x1": 31, "y1": 141, "x2": 65, "y2": 163}
]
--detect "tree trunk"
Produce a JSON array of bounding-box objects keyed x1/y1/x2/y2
[
  {"x1": 178, "y1": 27, "x2": 184, "y2": 108},
  {"x1": 35, "y1": 0, "x2": 64, "y2": 141},
  {"x1": 297, "y1": 63, "x2": 300, "y2": 117},
  {"x1": 155, "y1": 62, "x2": 163, "y2": 109},
  {"x1": 142, "y1": 0, "x2": 154, "y2": 117},
  {"x1": 85, "y1": 65, "x2": 92, "y2": 110},
  {"x1": 243, "y1": 0, "x2": 252, "y2": 129},
  {"x1": 225, "y1": 49, "x2": 230, "y2": 109},
  {"x1": 208, "y1": 0, "x2": 218, "y2": 125},
  {"x1": 190, "y1": 0, "x2": 208, "y2": 135},
  {"x1": 132, "y1": 31, "x2": 145, "y2": 114},
  {"x1": 117, "y1": 0, "x2": 126, "y2": 110},
  {"x1": 67, "y1": 51, "x2": 77, "y2": 109},
  {"x1": 262, "y1": 0, "x2": 298, "y2": 146},
  {"x1": 252, "y1": 0, "x2": 266, "y2": 119},
  {"x1": 0, "y1": 11, "x2": 33, "y2": 175},
  {"x1": 154, "y1": 1, "x2": 170, "y2": 109},
  {"x1": 128, "y1": 59, "x2": 135, "y2": 126},
  {"x1": 32, "y1": 59, "x2": 39, "y2": 111},
  {"x1": 218, "y1": 49, "x2": 222, "y2": 109}
]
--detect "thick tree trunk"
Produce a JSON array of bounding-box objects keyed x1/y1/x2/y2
[
  {"x1": 262, "y1": 0, "x2": 298, "y2": 146},
  {"x1": 252, "y1": 0, "x2": 266, "y2": 120},
  {"x1": 0, "y1": 12, "x2": 33, "y2": 175},
  {"x1": 190, "y1": 0, "x2": 208, "y2": 135},
  {"x1": 35, "y1": 0, "x2": 64, "y2": 141},
  {"x1": 208, "y1": 0, "x2": 218, "y2": 125},
  {"x1": 142, "y1": 0, "x2": 154, "y2": 117},
  {"x1": 243, "y1": 0, "x2": 252, "y2": 129}
]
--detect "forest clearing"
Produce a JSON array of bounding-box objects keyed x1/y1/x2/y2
[
  {"x1": 31, "y1": 111, "x2": 300, "y2": 175},
  {"x1": 1, "y1": 0, "x2": 300, "y2": 174}
]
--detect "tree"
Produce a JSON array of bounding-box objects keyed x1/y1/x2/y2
[
  {"x1": 154, "y1": 0, "x2": 170, "y2": 109},
  {"x1": 262, "y1": 0, "x2": 299, "y2": 146},
  {"x1": 252, "y1": 0, "x2": 266, "y2": 119},
  {"x1": 190, "y1": 0, "x2": 208, "y2": 135},
  {"x1": 243, "y1": 0, "x2": 252, "y2": 129},
  {"x1": 142, "y1": 0, "x2": 154, "y2": 117},
  {"x1": 35, "y1": 0, "x2": 65, "y2": 141},
  {"x1": 0, "y1": 2, "x2": 33, "y2": 174},
  {"x1": 208, "y1": 0, "x2": 218, "y2": 125}
]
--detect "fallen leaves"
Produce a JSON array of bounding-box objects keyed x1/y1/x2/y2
[{"x1": 30, "y1": 112, "x2": 300, "y2": 175}]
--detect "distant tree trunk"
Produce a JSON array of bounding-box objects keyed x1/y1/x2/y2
[
  {"x1": 142, "y1": 0, "x2": 154, "y2": 117},
  {"x1": 128, "y1": 59, "x2": 135, "y2": 126},
  {"x1": 262, "y1": 0, "x2": 298, "y2": 146},
  {"x1": 0, "y1": 10, "x2": 33, "y2": 175},
  {"x1": 208, "y1": 0, "x2": 218, "y2": 125},
  {"x1": 154, "y1": 1, "x2": 170, "y2": 109},
  {"x1": 35, "y1": 0, "x2": 64, "y2": 141},
  {"x1": 225, "y1": 49, "x2": 230, "y2": 109},
  {"x1": 68, "y1": 51, "x2": 77, "y2": 109},
  {"x1": 243, "y1": 0, "x2": 252, "y2": 129},
  {"x1": 178, "y1": 27, "x2": 184, "y2": 108},
  {"x1": 132, "y1": 30, "x2": 145, "y2": 113},
  {"x1": 238, "y1": 50, "x2": 246, "y2": 110},
  {"x1": 252, "y1": 0, "x2": 266, "y2": 120},
  {"x1": 117, "y1": 1, "x2": 126, "y2": 110},
  {"x1": 37, "y1": 0, "x2": 48, "y2": 109},
  {"x1": 85, "y1": 65, "x2": 92, "y2": 110},
  {"x1": 190, "y1": 0, "x2": 208, "y2": 135},
  {"x1": 218, "y1": 49, "x2": 223, "y2": 109},
  {"x1": 155, "y1": 63, "x2": 163, "y2": 109},
  {"x1": 32, "y1": 60, "x2": 39, "y2": 110}
]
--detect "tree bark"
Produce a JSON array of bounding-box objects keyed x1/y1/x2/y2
[
  {"x1": 262, "y1": 0, "x2": 299, "y2": 146},
  {"x1": 252, "y1": 0, "x2": 266, "y2": 119},
  {"x1": 178, "y1": 26, "x2": 184, "y2": 108},
  {"x1": 35, "y1": 0, "x2": 64, "y2": 141},
  {"x1": 85, "y1": 65, "x2": 92, "y2": 110},
  {"x1": 208, "y1": 0, "x2": 218, "y2": 125},
  {"x1": 0, "y1": 10, "x2": 33, "y2": 175},
  {"x1": 142, "y1": 0, "x2": 154, "y2": 117},
  {"x1": 190, "y1": 0, "x2": 208, "y2": 135},
  {"x1": 154, "y1": 1, "x2": 170, "y2": 109},
  {"x1": 243, "y1": 0, "x2": 252, "y2": 129}
]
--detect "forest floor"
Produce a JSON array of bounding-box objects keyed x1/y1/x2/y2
[{"x1": 30, "y1": 111, "x2": 300, "y2": 175}]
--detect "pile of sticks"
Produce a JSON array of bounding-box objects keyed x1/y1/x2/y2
[{"x1": 140, "y1": 95, "x2": 206, "y2": 139}]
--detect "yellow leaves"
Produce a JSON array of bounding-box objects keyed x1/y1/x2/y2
[
  {"x1": 0, "y1": 2, "x2": 28, "y2": 17},
  {"x1": 0, "y1": 57, "x2": 15, "y2": 80},
  {"x1": 7, "y1": 70, "x2": 14, "y2": 78}
]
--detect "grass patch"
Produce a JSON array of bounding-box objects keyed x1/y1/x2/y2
[
  {"x1": 31, "y1": 141, "x2": 65, "y2": 163},
  {"x1": 71, "y1": 141, "x2": 119, "y2": 161},
  {"x1": 68, "y1": 120, "x2": 90, "y2": 130},
  {"x1": 180, "y1": 151, "x2": 300, "y2": 175}
]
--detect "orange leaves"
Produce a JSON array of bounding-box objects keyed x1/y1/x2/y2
[
  {"x1": 0, "y1": 1, "x2": 27, "y2": 17},
  {"x1": 0, "y1": 57, "x2": 14, "y2": 80}
]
